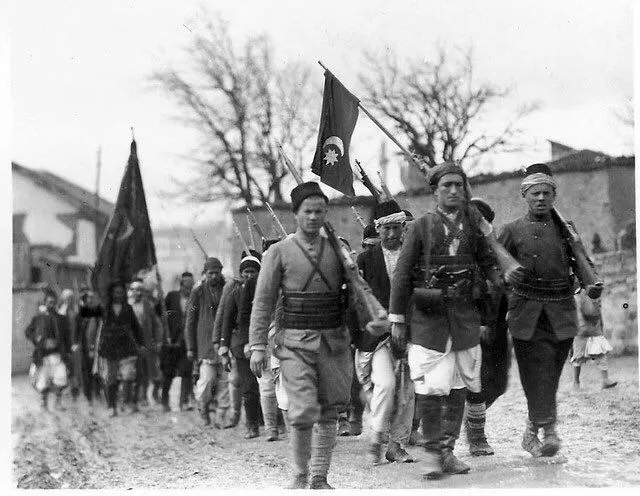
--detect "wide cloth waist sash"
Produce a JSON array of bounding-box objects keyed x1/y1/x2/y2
[
  {"x1": 426, "y1": 255, "x2": 476, "y2": 297},
  {"x1": 512, "y1": 272, "x2": 574, "y2": 301},
  {"x1": 281, "y1": 290, "x2": 344, "y2": 330}
]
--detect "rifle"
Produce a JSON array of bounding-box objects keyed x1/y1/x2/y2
[
  {"x1": 265, "y1": 202, "x2": 288, "y2": 238},
  {"x1": 190, "y1": 229, "x2": 208, "y2": 259},
  {"x1": 91, "y1": 321, "x2": 103, "y2": 376},
  {"x1": 246, "y1": 207, "x2": 267, "y2": 245},
  {"x1": 354, "y1": 159, "x2": 383, "y2": 202},
  {"x1": 246, "y1": 214, "x2": 256, "y2": 250},
  {"x1": 550, "y1": 208, "x2": 603, "y2": 294},
  {"x1": 277, "y1": 144, "x2": 390, "y2": 337},
  {"x1": 377, "y1": 171, "x2": 394, "y2": 201},
  {"x1": 232, "y1": 220, "x2": 252, "y2": 254},
  {"x1": 350, "y1": 206, "x2": 367, "y2": 228}
]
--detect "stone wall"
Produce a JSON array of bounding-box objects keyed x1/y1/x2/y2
[{"x1": 593, "y1": 250, "x2": 638, "y2": 356}]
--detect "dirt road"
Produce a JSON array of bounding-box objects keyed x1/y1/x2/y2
[{"x1": 11, "y1": 355, "x2": 640, "y2": 489}]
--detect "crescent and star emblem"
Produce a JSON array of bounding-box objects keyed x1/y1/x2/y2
[
  {"x1": 322, "y1": 136, "x2": 344, "y2": 167},
  {"x1": 107, "y1": 214, "x2": 134, "y2": 242}
]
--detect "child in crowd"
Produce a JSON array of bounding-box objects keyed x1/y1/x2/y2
[{"x1": 571, "y1": 290, "x2": 617, "y2": 390}]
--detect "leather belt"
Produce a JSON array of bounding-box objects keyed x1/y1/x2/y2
[{"x1": 281, "y1": 290, "x2": 344, "y2": 330}]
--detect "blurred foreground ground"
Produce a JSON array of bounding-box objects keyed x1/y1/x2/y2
[{"x1": 11, "y1": 355, "x2": 640, "y2": 489}]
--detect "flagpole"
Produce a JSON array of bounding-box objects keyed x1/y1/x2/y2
[
  {"x1": 317, "y1": 60, "x2": 428, "y2": 177},
  {"x1": 94, "y1": 146, "x2": 102, "y2": 260}
]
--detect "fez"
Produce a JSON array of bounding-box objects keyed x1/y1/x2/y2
[{"x1": 290, "y1": 182, "x2": 329, "y2": 212}]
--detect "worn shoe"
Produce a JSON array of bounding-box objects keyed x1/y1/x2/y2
[
  {"x1": 287, "y1": 473, "x2": 308, "y2": 489},
  {"x1": 228, "y1": 410, "x2": 241, "y2": 428},
  {"x1": 469, "y1": 438, "x2": 495, "y2": 456},
  {"x1": 368, "y1": 443, "x2": 383, "y2": 465},
  {"x1": 309, "y1": 476, "x2": 333, "y2": 489},
  {"x1": 54, "y1": 396, "x2": 66, "y2": 411},
  {"x1": 540, "y1": 423, "x2": 561, "y2": 457},
  {"x1": 266, "y1": 428, "x2": 279, "y2": 442},
  {"x1": 602, "y1": 381, "x2": 618, "y2": 389},
  {"x1": 385, "y1": 445, "x2": 414, "y2": 463},
  {"x1": 108, "y1": 408, "x2": 118, "y2": 418},
  {"x1": 421, "y1": 450, "x2": 444, "y2": 480},
  {"x1": 40, "y1": 395, "x2": 48, "y2": 411},
  {"x1": 162, "y1": 403, "x2": 171, "y2": 413},
  {"x1": 349, "y1": 420, "x2": 363, "y2": 436},
  {"x1": 522, "y1": 421, "x2": 542, "y2": 457},
  {"x1": 441, "y1": 448, "x2": 470, "y2": 474},
  {"x1": 128, "y1": 403, "x2": 139, "y2": 414},
  {"x1": 244, "y1": 426, "x2": 260, "y2": 439},
  {"x1": 337, "y1": 417, "x2": 351, "y2": 437}
]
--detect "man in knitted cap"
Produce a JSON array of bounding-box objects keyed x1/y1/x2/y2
[
  {"x1": 217, "y1": 249, "x2": 264, "y2": 437},
  {"x1": 498, "y1": 163, "x2": 600, "y2": 458},
  {"x1": 353, "y1": 199, "x2": 415, "y2": 465},
  {"x1": 249, "y1": 182, "x2": 353, "y2": 489},
  {"x1": 389, "y1": 162, "x2": 502, "y2": 479},
  {"x1": 186, "y1": 257, "x2": 229, "y2": 426}
]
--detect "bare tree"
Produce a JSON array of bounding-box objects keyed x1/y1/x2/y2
[
  {"x1": 614, "y1": 96, "x2": 634, "y2": 129},
  {"x1": 358, "y1": 46, "x2": 538, "y2": 172},
  {"x1": 152, "y1": 15, "x2": 319, "y2": 205}
]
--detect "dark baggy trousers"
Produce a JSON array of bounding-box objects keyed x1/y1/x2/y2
[
  {"x1": 512, "y1": 310, "x2": 573, "y2": 426},
  {"x1": 160, "y1": 345, "x2": 192, "y2": 408},
  {"x1": 232, "y1": 347, "x2": 263, "y2": 428}
]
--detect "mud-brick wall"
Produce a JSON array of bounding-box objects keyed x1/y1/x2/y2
[
  {"x1": 13, "y1": 289, "x2": 42, "y2": 375},
  {"x1": 593, "y1": 250, "x2": 638, "y2": 356}
]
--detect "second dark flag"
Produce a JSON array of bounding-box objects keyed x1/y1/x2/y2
[{"x1": 311, "y1": 70, "x2": 359, "y2": 196}]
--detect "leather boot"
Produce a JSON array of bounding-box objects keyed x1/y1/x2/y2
[
  {"x1": 440, "y1": 389, "x2": 470, "y2": 475},
  {"x1": 418, "y1": 394, "x2": 444, "y2": 480},
  {"x1": 540, "y1": 422, "x2": 561, "y2": 457},
  {"x1": 107, "y1": 383, "x2": 119, "y2": 417},
  {"x1": 465, "y1": 401, "x2": 495, "y2": 456},
  {"x1": 309, "y1": 421, "x2": 337, "y2": 488},
  {"x1": 385, "y1": 440, "x2": 414, "y2": 463},
  {"x1": 261, "y1": 394, "x2": 279, "y2": 441},
  {"x1": 288, "y1": 426, "x2": 312, "y2": 489},
  {"x1": 522, "y1": 420, "x2": 542, "y2": 457},
  {"x1": 228, "y1": 370, "x2": 242, "y2": 427}
]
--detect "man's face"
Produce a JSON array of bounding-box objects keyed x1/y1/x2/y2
[
  {"x1": 378, "y1": 223, "x2": 404, "y2": 250},
  {"x1": 434, "y1": 173, "x2": 465, "y2": 210},
  {"x1": 181, "y1": 276, "x2": 195, "y2": 294},
  {"x1": 131, "y1": 286, "x2": 143, "y2": 302},
  {"x1": 86, "y1": 292, "x2": 99, "y2": 308},
  {"x1": 204, "y1": 268, "x2": 222, "y2": 284},
  {"x1": 241, "y1": 267, "x2": 259, "y2": 281},
  {"x1": 524, "y1": 184, "x2": 556, "y2": 216},
  {"x1": 295, "y1": 197, "x2": 327, "y2": 235},
  {"x1": 44, "y1": 296, "x2": 57, "y2": 312},
  {"x1": 111, "y1": 286, "x2": 125, "y2": 303}
]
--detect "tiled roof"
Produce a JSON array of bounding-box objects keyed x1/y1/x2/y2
[{"x1": 12, "y1": 162, "x2": 114, "y2": 218}]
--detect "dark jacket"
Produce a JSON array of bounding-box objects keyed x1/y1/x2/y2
[
  {"x1": 498, "y1": 213, "x2": 578, "y2": 341},
  {"x1": 390, "y1": 211, "x2": 497, "y2": 352},
  {"x1": 163, "y1": 290, "x2": 188, "y2": 346},
  {"x1": 99, "y1": 303, "x2": 143, "y2": 361},
  {"x1": 185, "y1": 279, "x2": 225, "y2": 360},
  {"x1": 25, "y1": 311, "x2": 70, "y2": 364},
  {"x1": 75, "y1": 305, "x2": 103, "y2": 358},
  {"x1": 229, "y1": 275, "x2": 258, "y2": 354},
  {"x1": 354, "y1": 244, "x2": 392, "y2": 352}
]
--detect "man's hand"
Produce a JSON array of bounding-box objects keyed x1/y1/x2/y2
[
  {"x1": 71, "y1": 344, "x2": 80, "y2": 353},
  {"x1": 213, "y1": 343, "x2": 220, "y2": 356},
  {"x1": 243, "y1": 343, "x2": 252, "y2": 359},
  {"x1": 186, "y1": 350, "x2": 195, "y2": 360},
  {"x1": 391, "y1": 322, "x2": 408, "y2": 350},
  {"x1": 250, "y1": 350, "x2": 267, "y2": 378},
  {"x1": 218, "y1": 345, "x2": 229, "y2": 357}
]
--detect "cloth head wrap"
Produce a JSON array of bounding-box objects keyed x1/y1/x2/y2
[
  {"x1": 239, "y1": 255, "x2": 261, "y2": 273},
  {"x1": 428, "y1": 162, "x2": 467, "y2": 188},
  {"x1": 521, "y1": 172, "x2": 557, "y2": 196},
  {"x1": 373, "y1": 200, "x2": 406, "y2": 229}
]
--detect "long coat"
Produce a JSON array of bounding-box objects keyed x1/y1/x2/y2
[
  {"x1": 185, "y1": 279, "x2": 225, "y2": 361},
  {"x1": 99, "y1": 303, "x2": 143, "y2": 361},
  {"x1": 498, "y1": 213, "x2": 578, "y2": 341}
]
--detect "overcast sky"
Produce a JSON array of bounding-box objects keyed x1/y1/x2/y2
[{"x1": 10, "y1": 0, "x2": 634, "y2": 228}]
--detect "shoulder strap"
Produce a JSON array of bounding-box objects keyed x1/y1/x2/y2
[
  {"x1": 292, "y1": 237, "x2": 335, "y2": 291},
  {"x1": 424, "y1": 213, "x2": 433, "y2": 285}
]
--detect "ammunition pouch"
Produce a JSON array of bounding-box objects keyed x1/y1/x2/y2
[
  {"x1": 281, "y1": 290, "x2": 345, "y2": 330},
  {"x1": 413, "y1": 288, "x2": 444, "y2": 313},
  {"x1": 511, "y1": 272, "x2": 575, "y2": 301}
]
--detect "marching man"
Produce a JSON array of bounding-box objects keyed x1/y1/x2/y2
[
  {"x1": 249, "y1": 182, "x2": 353, "y2": 489},
  {"x1": 389, "y1": 162, "x2": 502, "y2": 479}
]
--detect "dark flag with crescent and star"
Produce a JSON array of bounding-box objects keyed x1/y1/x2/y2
[
  {"x1": 311, "y1": 70, "x2": 359, "y2": 196},
  {"x1": 92, "y1": 138, "x2": 157, "y2": 299}
]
